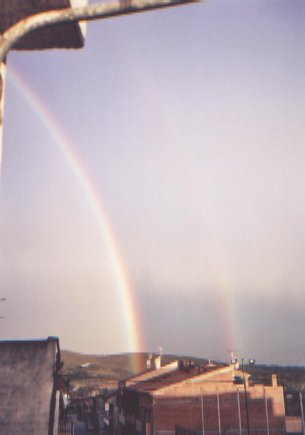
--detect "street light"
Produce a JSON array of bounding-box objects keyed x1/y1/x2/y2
[
  {"x1": 241, "y1": 358, "x2": 255, "y2": 435},
  {"x1": 231, "y1": 357, "x2": 255, "y2": 435}
]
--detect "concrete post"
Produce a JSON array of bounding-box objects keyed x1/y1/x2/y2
[
  {"x1": 264, "y1": 388, "x2": 270, "y2": 435},
  {"x1": 217, "y1": 388, "x2": 221, "y2": 435},
  {"x1": 237, "y1": 388, "x2": 242, "y2": 435}
]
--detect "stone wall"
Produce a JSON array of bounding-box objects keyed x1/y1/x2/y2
[{"x1": 0, "y1": 338, "x2": 58, "y2": 435}]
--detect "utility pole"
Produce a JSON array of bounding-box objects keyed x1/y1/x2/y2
[
  {"x1": 217, "y1": 388, "x2": 221, "y2": 435},
  {"x1": 264, "y1": 388, "x2": 270, "y2": 435},
  {"x1": 300, "y1": 392, "x2": 305, "y2": 435},
  {"x1": 0, "y1": 0, "x2": 200, "y2": 181},
  {"x1": 200, "y1": 389, "x2": 205, "y2": 435},
  {"x1": 241, "y1": 358, "x2": 251, "y2": 435},
  {"x1": 240, "y1": 358, "x2": 255, "y2": 435},
  {"x1": 237, "y1": 388, "x2": 242, "y2": 435}
]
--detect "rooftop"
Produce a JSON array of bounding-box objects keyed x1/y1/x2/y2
[{"x1": 128, "y1": 362, "x2": 226, "y2": 393}]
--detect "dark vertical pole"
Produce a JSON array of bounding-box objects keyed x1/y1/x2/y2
[
  {"x1": 264, "y1": 388, "x2": 270, "y2": 435},
  {"x1": 201, "y1": 389, "x2": 205, "y2": 435},
  {"x1": 237, "y1": 388, "x2": 242, "y2": 435},
  {"x1": 217, "y1": 388, "x2": 221, "y2": 435},
  {"x1": 300, "y1": 392, "x2": 305, "y2": 435},
  {"x1": 242, "y1": 359, "x2": 251, "y2": 435}
]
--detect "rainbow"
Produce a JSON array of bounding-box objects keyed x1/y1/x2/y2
[
  {"x1": 5, "y1": 64, "x2": 244, "y2": 367},
  {"x1": 6, "y1": 65, "x2": 144, "y2": 368}
]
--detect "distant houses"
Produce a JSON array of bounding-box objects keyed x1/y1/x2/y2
[{"x1": 65, "y1": 354, "x2": 305, "y2": 435}]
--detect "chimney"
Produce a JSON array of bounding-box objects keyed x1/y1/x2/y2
[
  {"x1": 272, "y1": 374, "x2": 278, "y2": 387},
  {"x1": 154, "y1": 355, "x2": 161, "y2": 370},
  {"x1": 146, "y1": 353, "x2": 153, "y2": 369}
]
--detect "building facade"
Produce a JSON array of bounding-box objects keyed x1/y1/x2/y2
[{"x1": 118, "y1": 361, "x2": 286, "y2": 435}]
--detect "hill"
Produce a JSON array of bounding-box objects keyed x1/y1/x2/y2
[
  {"x1": 60, "y1": 351, "x2": 305, "y2": 397},
  {"x1": 247, "y1": 363, "x2": 305, "y2": 391},
  {"x1": 61, "y1": 351, "x2": 187, "y2": 396}
]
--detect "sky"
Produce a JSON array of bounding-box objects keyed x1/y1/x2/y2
[{"x1": 0, "y1": 0, "x2": 305, "y2": 365}]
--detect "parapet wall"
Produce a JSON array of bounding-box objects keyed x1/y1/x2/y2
[{"x1": 0, "y1": 338, "x2": 58, "y2": 435}]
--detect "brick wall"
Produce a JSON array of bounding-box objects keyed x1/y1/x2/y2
[{"x1": 154, "y1": 389, "x2": 286, "y2": 435}]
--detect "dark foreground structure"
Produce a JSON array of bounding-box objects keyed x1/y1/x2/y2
[
  {"x1": 0, "y1": 0, "x2": 87, "y2": 50},
  {"x1": 0, "y1": 337, "x2": 63, "y2": 435}
]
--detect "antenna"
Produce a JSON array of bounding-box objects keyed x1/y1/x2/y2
[
  {"x1": 146, "y1": 353, "x2": 153, "y2": 369},
  {"x1": 228, "y1": 349, "x2": 237, "y2": 363},
  {"x1": 228, "y1": 349, "x2": 239, "y2": 368}
]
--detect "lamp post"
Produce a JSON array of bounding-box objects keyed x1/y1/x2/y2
[
  {"x1": 299, "y1": 392, "x2": 305, "y2": 435},
  {"x1": 240, "y1": 358, "x2": 255, "y2": 435},
  {"x1": 231, "y1": 356, "x2": 255, "y2": 435},
  {"x1": 241, "y1": 358, "x2": 250, "y2": 435},
  {"x1": 200, "y1": 388, "x2": 205, "y2": 435}
]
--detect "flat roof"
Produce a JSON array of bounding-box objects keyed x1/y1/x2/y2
[{"x1": 0, "y1": 0, "x2": 87, "y2": 50}]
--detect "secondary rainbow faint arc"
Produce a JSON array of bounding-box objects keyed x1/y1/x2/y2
[
  {"x1": 7, "y1": 66, "x2": 144, "y2": 357},
  {"x1": 131, "y1": 61, "x2": 242, "y2": 356}
]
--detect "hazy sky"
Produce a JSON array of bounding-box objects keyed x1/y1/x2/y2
[{"x1": 0, "y1": 0, "x2": 305, "y2": 365}]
